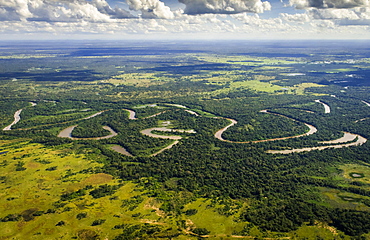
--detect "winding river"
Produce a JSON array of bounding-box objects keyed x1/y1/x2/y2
[
  {"x1": 315, "y1": 99, "x2": 331, "y2": 113},
  {"x1": 83, "y1": 110, "x2": 106, "y2": 119},
  {"x1": 4, "y1": 101, "x2": 369, "y2": 156},
  {"x1": 57, "y1": 108, "x2": 196, "y2": 157},
  {"x1": 151, "y1": 141, "x2": 180, "y2": 157},
  {"x1": 141, "y1": 127, "x2": 195, "y2": 140},
  {"x1": 3, "y1": 109, "x2": 23, "y2": 131},
  {"x1": 214, "y1": 109, "x2": 367, "y2": 154},
  {"x1": 362, "y1": 100, "x2": 370, "y2": 107},
  {"x1": 214, "y1": 110, "x2": 317, "y2": 143},
  {"x1": 185, "y1": 110, "x2": 199, "y2": 116},
  {"x1": 140, "y1": 126, "x2": 196, "y2": 156},
  {"x1": 58, "y1": 125, "x2": 118, "y2": 140},
  {"x1": 54, "y1": 103, "x2": 370, "y2": 155},
  {"x1": 123, "y1": 109, "x2": 167, "y2": 120},
  {"x1": 267, "y1": 134, "x2": 366, "y2": 154},
  {"x1": 318, "y1": 132, "x2": 357, "y2": 144},
  {"x1": 2, "y1": 102, "x2": 36, "y2": 131}
]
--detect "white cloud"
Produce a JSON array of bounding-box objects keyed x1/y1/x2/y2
[
  {"x1": 282, "y1": 5, "x2": 370, "y2": 26},
  {"x1": 309, "y1": 8, "x2": 361, "y2": 19},
  {"x1": 338, "y1": 18, "x2": 370, "y2": 24},
  {"x1": 0, "y1": 0, "x2": 137, "y2": 22},
  {"x1": 310, "y1": 19, "x2": 336, "y2": 28},
  {"x1": 126, "y1": 0, "x2": 174, "y2": 19},
  {"x1": 179, "y1": 0, "x2": 271, "y2": 15},
  {"x1": 64, "y1": 1, "x2": 113, "y2": 22},
  {"x1": 280, "y1": 12, "x2": 310, "y2": 22},
  {"x1": 92, "y1": 0, "x2": 134, "y2": 18},
  {"x1": 1, "y1": 15, "x2": 369, "y2": 40},
  {"x1": 1, "y1": 0, "x2": 370, "y2": 40},
  {"x1": 0, "y1": 0, "x2": 34, "y2": 20},
  {"x1": 290, "y1": 0, "x2": 370, "y2": 9}
]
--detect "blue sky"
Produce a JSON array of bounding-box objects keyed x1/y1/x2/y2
[{"x1": 0, "y1": 0, "x2": 369, "y2": 40}]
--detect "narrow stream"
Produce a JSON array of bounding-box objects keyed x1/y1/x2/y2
[
  {"x1": 3, "y1": 109, "x2": 22, "y2": 131},
  {"x1": 315, "y1": 100, "x2": 331, "y2": 113},
  {"x1": 3, "y1": 102, "x2": 37, "y2": 131}
]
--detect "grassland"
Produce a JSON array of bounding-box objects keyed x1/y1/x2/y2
[
  {"x1": 0, "y1": 141, "x2": 217, "y2": 239},
  {"x1": 104, "y1": 73, "x2": 170, "y2": 87},
  {"x1": 340, "y1": 163, "x2": 370, "y2": 184},
  {"x1": 318, "y1": 187, "x2": 370, "y2": 211},
  {"x1": 291, "y1": 82, "x2": 327, "y2": 95},
  {"x1": 0, "y1": 55, "x2": 58, "y2": 59},
  {"x1": 229, "y1": 80, "x2": 283, "y2": 93},
  {"x1": 183, "y1": 198, "x2": 246, "y2": 236},
  {"x1": 0, "y1": 139, "x2": 170, "y2": 239},
  {"x1": 195, "y1": 54, "x2": 301, "y2": 66},
  {"x1": 1, "y1": 138, "x2": 345, "y2": 239},
  {"x1": 0, "y1": 139, "x2": 244, "y2": 239}
]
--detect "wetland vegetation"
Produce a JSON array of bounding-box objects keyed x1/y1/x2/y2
[{"x1": 1, "y1": 40, "x2": 370, "y2": 239}]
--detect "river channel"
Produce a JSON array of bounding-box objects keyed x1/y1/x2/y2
[
  {"x1": 267, "y1": 134, "x2": 367, "y2": 154},
  {"x1": 214, "y1": 109, "x2": 367, "y2": 154},
  {"x1": 2, "y1": 102, "x2": 37, "y2": 131},
  {"x1": 315, "y1": 99, "x2": 330, "y2": 113},
  {"x1": 214, "y1": 110, "x2": 317, "y2": 143},
  {"x1": 58, "y1": 125, "x2": 118, "y2": 140}
]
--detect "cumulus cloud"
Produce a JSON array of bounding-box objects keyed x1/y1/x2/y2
[
  {"x1": 280, "y1": 13, "x2": 310, "y2": 22},
  {"x1": 179, "y1": 0, "x2": 271, "y2": 15},
  {"x1": 92, "y1": 0, "x2": 134, "y2": 19},
  {"x1": 233, "y1": 13, "x2": 288, "y2": 29},
  {"x1": 290, "y1": 0, "x2": 370, "y2": 9},
  {"x1": 0, "y1": 0, "x2": 135, "y2": 22},
  {"x1": 310, "y1": 7, "x2": 370, "y2": 24},
  {"x1": 0, "y1": 0, "x2": 35, "y2": 20},
  {"x1": 308, "y1": 8, "x2": 361, "y2": 19},
  {"x1": 1, "y1": 0, "x2": 370, "y2": 39},
  {"x1": 281, "y1": 7, "x2": 370, "y2": 26},
  {"x1": 126, "y1": 0, "x2": 174, "y2": 19},
  {"x1": 338, "y1": 18, "x2": 370, "y2": 24}
]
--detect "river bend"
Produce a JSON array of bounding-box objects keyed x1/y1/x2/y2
[
  {"x1": 214, "y1": 110, "x2": 317, "y2": 143},
  {"x1": 3, "y1": 102, "x2": 37, "y2": 131}
]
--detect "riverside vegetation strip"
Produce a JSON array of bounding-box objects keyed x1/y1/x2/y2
[{"x1": 3, "y1": 41, "x2": 370, "y2": 239}]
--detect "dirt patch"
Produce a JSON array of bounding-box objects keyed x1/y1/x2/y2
[
  {"x1": 144, "y1": 198, "x2": 166, "y2": 218},
  {"x1": 43, "y1": 228, "x2": 56, "y2": 235},
  {"x1": 77, "y1": 229, "x2": 100, "y2": 240},
  {"x1": 140, "y1": 219, "x2": 165, "y2": 225},
  {"x1": 26, "y1": 161, "x2": 40, "y2": 169},
  {"x1": 21, "y1": 208, "x2": 39, "y2": 221},
  {"x1": 81, "y1": 173, "x2": 113, "y2": 185}
]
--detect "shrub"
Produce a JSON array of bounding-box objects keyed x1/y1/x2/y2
[{"x1": 91, "y1": 219, "x2": 105, "y2": 226}]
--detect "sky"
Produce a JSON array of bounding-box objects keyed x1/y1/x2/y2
[{"x1": 0, "y1": 0, "x2": 370, "y2": 40}]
